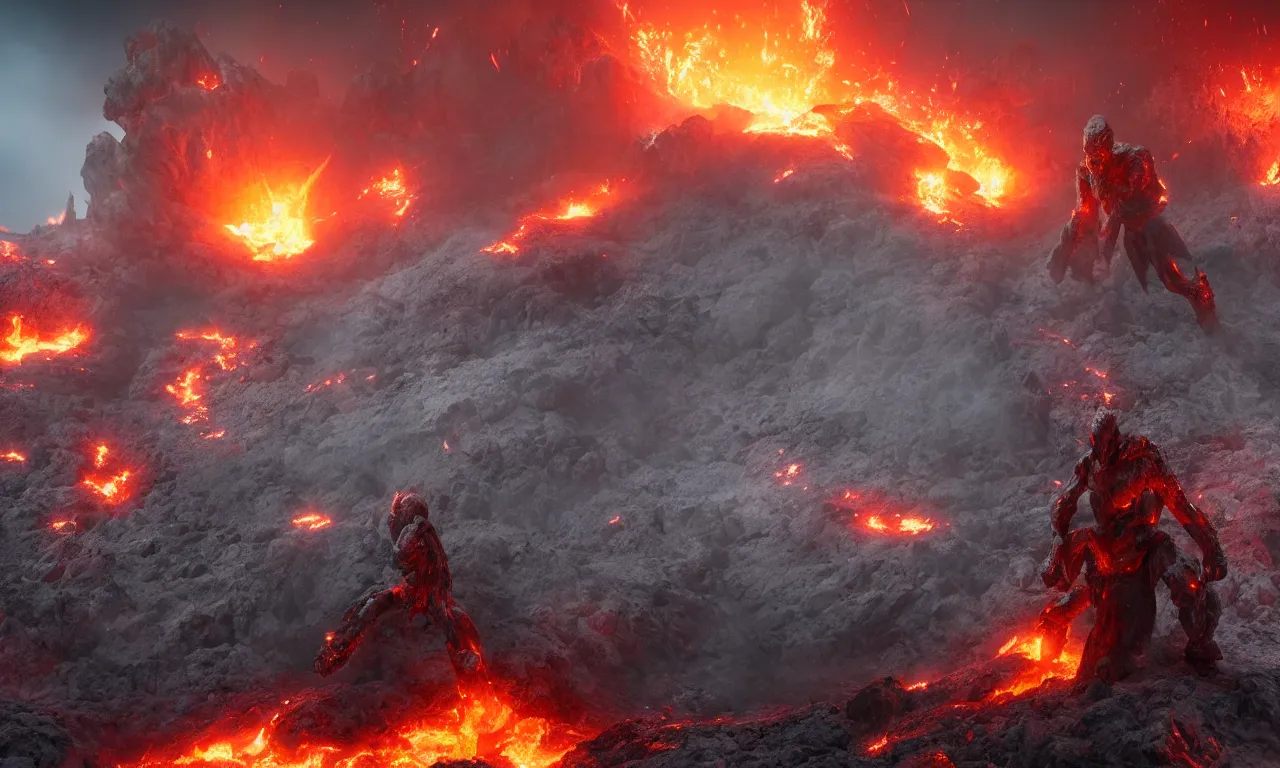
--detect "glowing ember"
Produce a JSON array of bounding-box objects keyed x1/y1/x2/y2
[
  {"x1": 167, "y1": 331, "x2": 244, "y2": 433},
  {"x1": 1, "y1": 451, "x2": 25, "y2": 463},
  {"x1": 836, "y1": 490, "x2": 937, "y2": 536},
  {"x1": 224, "y1": 158, "x2": 330, "y2": 261},
  {"x1": 360, "y1": 167, "x2": 415, "y2": 218},
  {"x1": 774, "y1": 168, "x2": 796, "y2": 183},
  {"x1": 866, "y1": 735, "x2": 890, "y2": 754},
  {"x1": 0, "y1": 315, "x2": 89, "y2": 365},
  {"x1": 906, "y1": 681, "x2": 928, "y2": 691},
  {"x1": 608, "y1": 515, "x2": 622, "y2": 525},
  {"x1": 990, "y1": 632, "x2": 1082, "y2": 698},
  {"x1": 291, "y1": 513, "x2": 332, "y2": 531},
  {"x1": 50, "y1": 520, "x2": 77, "y2": 534},
  {"x1": 81, "y1": 443, "x2": 133, "y2": 505},
  {"x1": 119, "y1": 686, "x2": 580, "y2": 768},
  {"x1": 196, "y1": 73, "x2": 220, "y2": 90},
  {"x1": 481, "y1": 181, "x2": 618, "y2": 255}
]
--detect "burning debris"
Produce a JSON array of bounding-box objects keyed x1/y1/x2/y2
[
  {"x1": 291, "y1": 512, "x2": 332, "y2": 531},
  {"x1": 831, "y1": 490, "x2": 940, "y2": 537}
]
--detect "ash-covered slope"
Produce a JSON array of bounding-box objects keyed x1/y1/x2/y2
[{"x1": 3, "y1": 137, "x2": 1280, "y2": 765}]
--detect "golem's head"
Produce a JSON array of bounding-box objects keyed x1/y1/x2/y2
[
  {"x1": 1089, "y1": 409, "x2": 1122, "y2": 462},
  {"x1": 1083, "y1": 115, "x2": 1115, "y2": 176},
  {"x1": 389, "y1": 491, "x2": 429, "y2": 539}
]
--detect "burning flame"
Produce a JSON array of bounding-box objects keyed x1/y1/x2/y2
[
  {"x1": 360, "y1": 167, "x2": 415, "y2": 218},
  {"x1": 990, "y1": 632, "x2": 1082, "y2": 698},
  {"x1": 1, "y1": 241, "x2": 21, "y2": 261},
  {"x1": 624, "y1": 2, "x2": 1011, "y2": 216},
  {"x1": 119, "y1": 686, "x2": 579, "y2": 768},
  {"x1": 196, "y1": 73, "x2": 221, "y2": 90},
  {"x1": 291, "y1": 513, "x2": 332, "y2": 531},
  {"x1": 81, "y1": 443, "x2": 133, "y2": 505},
  {"x1": 50, "y1": 520, "x2": 77, "y2": 535},
  {"x1": 0, "y1": 315, "x2": 89, "y2": 365},
  {"x1": 224, "y1": 158, "x2": 331, "y2": 261},
  {"x1": 1, "y1": 450, "x2": 25, "y2": 463},
  {"x1": 481, "y1": 182, "x2": 618, "y2": 255},
  {"x1": 866, "y1": 735, "x2": 890, "y2": 754}
]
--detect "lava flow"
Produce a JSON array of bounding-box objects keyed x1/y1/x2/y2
[
  {"x1": 623, "y1": 1, "x2": 1012, "y2": 217},
  {"x1": 165, "y1": 330, "x2": 245, "y2": 436},
  {"x1": 481, "y1": 181, "x2": 618, "y2": 255},
  {"x1": 360, "y1": 167, "x2": 415, "y2": 218},
  {"x1": 80, "y1": 443, "x2": 134, "y2": 506},
  {"x1": 224, "y1": 158, "x2": 331, "y2": 261},
  {"x1": 120, "y1": 686, "x2": 582, "y2": 768},
  {"x1": 0, "y1": 314, "x2": 89, "y2": 365},
  {"x1": 989, "y1": 632, "x2": 1082, "y2": 698},
  {"x1": 832, "y1": 490, "x2": 938, "y2": 536}
]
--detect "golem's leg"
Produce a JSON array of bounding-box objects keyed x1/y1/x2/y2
[
  {"x1": 1158, "y1": 548, "x2": 1223, "y2": 670},
  {"x1": 1142, "y1": 217, "x2": 1218, "y2": 330},
  {"x1": 314, "y1": 585, "x2": 406, "y2": 676},
  {"x1": 1035, "y1": 584, "x2": 1091, "y2": 663},
  {"x1": 428, "y1": 595, "x2": 488, "y2": 686}
]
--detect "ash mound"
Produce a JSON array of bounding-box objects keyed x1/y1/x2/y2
[{"x1": 2, "y1": 12, "x2": 1280, "y2": 768}]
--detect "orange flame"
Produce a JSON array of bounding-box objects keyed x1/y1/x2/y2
[
  {"x1": 837, "y1": 490, "x2": 938, "y2": 536},
  {"x1": 224, "y1": 158, "x2": 330, "y2": 261},
  {"x1": 0, "y1": 315, "x2": 88, "y2": 365},
  {"x1": 119, "y1": 686, "x2": 580, "y2": 768},
  {"x1": 1, "y1": 241, "x2": 21, "y2": 261},
  {"x1": 481, "y1": 182, "x2": 618, "y2": 255},
  {"x1": 168, "y1": 331, "x2": 243, "y2": 432},
  {"x1": 291, "y1": 513, "x2": 332, "y2": 531},
  {"x1": 81, "y1": 443, "x2": 133, "y2": 505},
  {"x1": 866, "y1": 735, "x2": 890, "y2": 754},
  {"x1": 50, "y1": 520, "x2": 77, "y2": 534},
  {"x1": 196, "y1": 73, "x2": 221, "y2": 90},
  {"x1": 1, "y1": 450, "x2": 25, "y2": 463},
  {"x1": 989, "y1": 632, "x2": 1082, "y2": 698},
  {"x1": 360, "y1": 167, "x2": 415, "y2": 218}
]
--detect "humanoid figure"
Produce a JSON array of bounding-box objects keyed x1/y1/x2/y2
[
  {"x1": 315, "y1": 492, "x2": 486, "y2": 685},
  {"x1": 1048, "y1": 115, "x2": 1217, "y2": 331},
  {"x1": 1037, "y1": 411, "x2": 1227, "y2": 682}
]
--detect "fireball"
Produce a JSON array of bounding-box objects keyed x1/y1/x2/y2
[{"x1": 224, "y1": 158, "x2": 331, "y2": 261}]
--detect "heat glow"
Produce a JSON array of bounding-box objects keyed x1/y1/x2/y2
[
  {"x1": 224, "y1": 158, "x2": 330, "y2": 261},
  {"x1": 166, "y1": 331, "x2": 244, "y2": 436},
  {"x1": 81, "y1": 443, "x2": 133, "y2": 505},
  {"x1": 990, "y1": 632, "x2": 1082, "y2": 698},
  {"x1": 481, "y1": 181, "x2": 618, "y2": 255},
  {"x1": 834, "y1": 490, "x2": 937, "y2": 536},
  {"x1": 623, "y1": 2, "x2": 1011, "y2": 215},
  {"x1": 1213, "y1": 66, "x2": 1280, "y2": 185},
  {"x1": 0, "y1": 314, "x2": 88, "y2": 365},
  {"x1": 120, "y1": 687, "x2": 580, "y2": 768}
]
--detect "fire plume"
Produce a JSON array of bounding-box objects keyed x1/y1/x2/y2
[
  {"x1": 224, "y1": 158, "x2": 330, "y2": 261},
  {"x1": 0, "y1": 314, "x2": 89, "y2": 365},
  {"x1": 81, "y1": 443, "x2": 133, "y2": 505},
  {"x1": 119, "y1": 686, "x2": 579, "y2": 768},
  {"x1": 989, "y1": 632, "x2": 1082, "y2": 698},
  {"x1": 481, "y1": 182, "x2": 618, "y2": 255},
  {"x1": 291, "y1": 512, "x2": 332, "y2": 531},
  {"x1": 623, "y1": 2, "x2": 1011, "y2": 216}
]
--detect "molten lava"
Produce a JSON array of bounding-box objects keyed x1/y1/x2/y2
[
  {"x1": 481, "y1": 181, "x2": 618, "y2": 255},
  {"x1": 360, "y1": 167, "x2": 415, "y2": 218},
  {"x1": 990, "y1": 632, "x2": 1082, "y2": 698},
  {"x1": 291, "y1": 512, "x2": 332, "y2": 531},
  {"x1": 0, "y1": 314, "x2": 88, "y2": 365},
  {"x1": 2, "y1": 450, "x2": 25, "y2": 463},
  {"x1": 833, "y1": 490, "x2": 938, "y2": 536},
  {"x1": 623, "y1": 1, "x2": 1011, "y2": 216},
  {"x1": 120, "y1": 686, "x2": 580, "y2": 768},
  {"x1": 81, "y1": 443, "x2": 133, "y2": 506},
  {"x1": 224, "y1": 158, "x2": 331, "y2": 261}
]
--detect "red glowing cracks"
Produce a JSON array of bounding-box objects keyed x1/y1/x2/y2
[{"x1": 481, "y1": 181, "x2": 618, "y2": 256}]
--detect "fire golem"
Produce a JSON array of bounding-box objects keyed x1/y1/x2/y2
[
  {"x1": 314, "y1": 492, "x2": 487, "y2": 685},
  {"x1": 1036, "y1": 410, "x2": 1228, "y2": 684}
]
